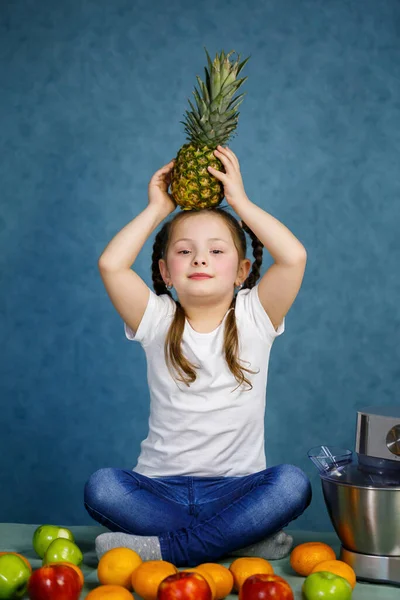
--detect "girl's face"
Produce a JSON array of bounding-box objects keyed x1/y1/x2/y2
[{"x1": 159, "y1": 213, "x2": 250, "y2": 302}]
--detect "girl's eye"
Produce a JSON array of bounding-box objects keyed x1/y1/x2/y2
[{"x1": 177, "y1": 250, "x2": 223, "y2": 254}]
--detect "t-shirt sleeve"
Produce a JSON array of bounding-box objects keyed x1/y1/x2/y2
[
  {"x1": 236, "y1": 284, "x2": 285, "y2": 342},
  {"x1": 124, "y1": 290, "x2": 176, "y2": 346}
]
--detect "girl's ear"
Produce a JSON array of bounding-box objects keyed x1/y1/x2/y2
[
  {"x1": 159, "y1": 258, "x2": 169, "y2": 283},
  {"x1": 239, "y1": 258, "x2": 252, "y2": 282}
]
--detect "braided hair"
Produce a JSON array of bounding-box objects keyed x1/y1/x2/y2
[{"x1": 151, "y1": 207, "x2": 264, "y2": 391}]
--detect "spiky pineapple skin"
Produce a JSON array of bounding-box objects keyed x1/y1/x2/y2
[{"x1": 171, "y1": 144, "x2": 225, "y2": 210}]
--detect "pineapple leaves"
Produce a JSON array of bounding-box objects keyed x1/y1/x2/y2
[
  {"x1": 193, "y1": 87, "x2": 208, "y2": 120},
  {"x1": 204, "y1": 67, "x2": 211, "y2": 98},
  {"x1": 196, "y1": 75, "x2": 210, "y2": 105},
  {"x1": 181, "y1": 48, "x2": 250, "y2": 145},
  {"x1": 228, "y1": 92, "x2": 246, "y2": 109},
  {"x1": 236, "y1": 56, "x2": 251, "y2": 77},
  {"x1": 186, "y1": 103, "x2": 202, "y2": 128},
  {"x1": 211, "y1": 66, "x2": 221, "y2": 103},
  {"x1": 204, "y1": 47, "x2": 214, "y2": 75}
]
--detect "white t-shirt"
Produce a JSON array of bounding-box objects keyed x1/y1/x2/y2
[{"x1": 124, "y1": 285, "x2": 284, "y2": 477}]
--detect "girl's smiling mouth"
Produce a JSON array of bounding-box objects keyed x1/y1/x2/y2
[{"x1": 188, "y1": 273, "x2": 213, "y2": 279}]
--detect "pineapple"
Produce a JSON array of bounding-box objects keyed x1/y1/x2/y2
[{"x1": 170, "y1": 49, "x2": 250, "y2": 210}]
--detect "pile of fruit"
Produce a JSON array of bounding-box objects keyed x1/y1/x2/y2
[
  {"x1": 0, "y1": 525, "x2": 356, "y2": 599},
  {"x1": 290, "y1": 541, "x2": 355, "y2": 599},
  {"x1": 0, "y1": 524, "x2": 84, "y2": 599},
  {"x1": 97, "y1": 541, "x2": 356, "y2": 600}
]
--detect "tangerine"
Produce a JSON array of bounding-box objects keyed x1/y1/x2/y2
[
  {"x1": 311, "y1": 559, "x2": 356, "y2": 589},
  {"x1": 97, "y1": 547, "x2": 142, "y2": 589},
  {"x1": 131, "y1": 560, "x2": 177, "y2": 600},
  {"x1": 229, "y1": 557, "x2": 274, "y2": 591},
  {"x1": 196, "y1": 563, "x2": 234, "y2": 599},
  {"x1": 290, "y1": 542, "x2": 336, "y2": 576},
  {"x1": 86, "y1": 584, "x2": 133, "y2": 599}
]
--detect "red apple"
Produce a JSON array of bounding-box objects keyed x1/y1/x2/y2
[
  {"x1": 158, "y1": 571, "x2": 212, "y2": 600},
  {"x1": 27, "y1": 564, "x2": 82, "y2": 600},
  {"x1": 239, "y1": 573, "x2": 294, "y2": 600}
]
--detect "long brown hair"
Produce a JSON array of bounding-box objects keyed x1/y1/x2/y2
[{"x1": 151, "y1": 208, "x2": 264, "y2": 391}]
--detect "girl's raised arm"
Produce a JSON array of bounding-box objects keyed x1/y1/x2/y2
[
  {"x1": 208, "y1": 145, "x2": 307, "y2": 331},
  {"x1": 98, "y1": 161, "x2": 176, "y2": 334}
]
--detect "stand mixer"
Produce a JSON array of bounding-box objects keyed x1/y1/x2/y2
[{"x1": 308, "y1": 406, "x2": 400, "y2": 586}]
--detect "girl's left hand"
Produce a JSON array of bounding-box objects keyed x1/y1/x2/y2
[{"x1": 208, "y1": 146, "x2": 249, "y2": 209}]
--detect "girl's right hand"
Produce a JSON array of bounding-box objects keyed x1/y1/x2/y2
[{"x1": 148, "y1": 159, "x2": 177, "y2": 216}]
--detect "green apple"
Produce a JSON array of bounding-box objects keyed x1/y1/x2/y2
[
  {"x1": 43, "y1": 538, "x2": 83, "y2": 567},
  {"x1": 302, "y1": 571, "x2": 352, "y2": 599},
  {"x1": 0, "y1": 554, "x2": 31, "y2": 599},
  {"x1": 32, "y1": 525, "x2": 74, "y2": 559}
]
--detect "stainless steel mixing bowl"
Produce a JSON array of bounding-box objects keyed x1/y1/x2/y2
[{"x1": 322, "y1": 478, "x2": 400, "y2": 556}]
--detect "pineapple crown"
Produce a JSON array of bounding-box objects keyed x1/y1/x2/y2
[{"x1": 181, "y1": 48, "x2": 250, "y2": 147}]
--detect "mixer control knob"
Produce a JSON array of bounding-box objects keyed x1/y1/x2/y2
[{"x1": 386, "y1": 424, "x2": 400, "y2": 456}]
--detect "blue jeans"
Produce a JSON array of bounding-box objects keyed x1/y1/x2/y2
[{"x1": 84, "y1": 464, "x2": 312, "y2": 567}]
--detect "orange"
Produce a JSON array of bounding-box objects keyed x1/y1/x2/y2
[
  {"x1": 196, "y1": 563, "x2": 234, "y2": 599},
  {"x1": 311, "y1": 559, "x2": 357, "y2": 589},
  {"x1": 85, "y1": 585, "x2": 133, "y2": 599},
  {"x1": 97, "y1": 547, "x2": 142, "y2": 589},
  {"x1": 229, "y1": 557, "x2": 274, "y2": 591},
  {"x1": 290, "y1": 542, "x2": 336, "y2": 576},
  {"x1": 131, "y1": 559, "x2": 178, "y2": 600},
  {"x1": 182, "y1": 567, "x2": 217, "y2": 600},
  {"x1": 47, "y1": 561, "x2": 84, "y2": 587},
  {"x1": 0, "y1": 552, "x2": 32, "y2": 573}
]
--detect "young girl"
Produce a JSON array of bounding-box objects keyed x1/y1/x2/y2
[{"x1": 84, "y1": 145, "x2": 312, "y2": 567}]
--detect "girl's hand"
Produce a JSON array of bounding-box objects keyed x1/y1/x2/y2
[
  {"x1": 148, "y1": 159, "x2": 177, "y2": 216},
  {"x1": 208, "y1": 146, "x2": 249, "y2": 209}
]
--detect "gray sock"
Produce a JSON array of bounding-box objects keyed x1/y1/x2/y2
[
  {"x1": 229, "y1": 530, "x2": 293, "y2": 560},
  {"x1": 95, "y1": 532, "x2": 162, "y2": 561}
]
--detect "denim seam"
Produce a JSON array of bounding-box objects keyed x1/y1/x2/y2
[
  {"x1": 135, "y1": 476, "x2": 190, "y2": 507},
  {"x1": 188, "y1": 477, "x2": 196, "y2": 515},
  {"x1": 158, "y1": 535, "x2": 170, "y2": 560},
  {"x1": 84, "y1": 502, "x2": 135, "y2": 535}
]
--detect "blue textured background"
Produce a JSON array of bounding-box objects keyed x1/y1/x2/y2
[{"x1": 1, "y1": 0, "x2": 399, "y2": 531}]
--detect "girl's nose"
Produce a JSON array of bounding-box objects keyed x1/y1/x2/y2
[{"x1": 193, "y1": 259, "x2": 206, "y2": 265}]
